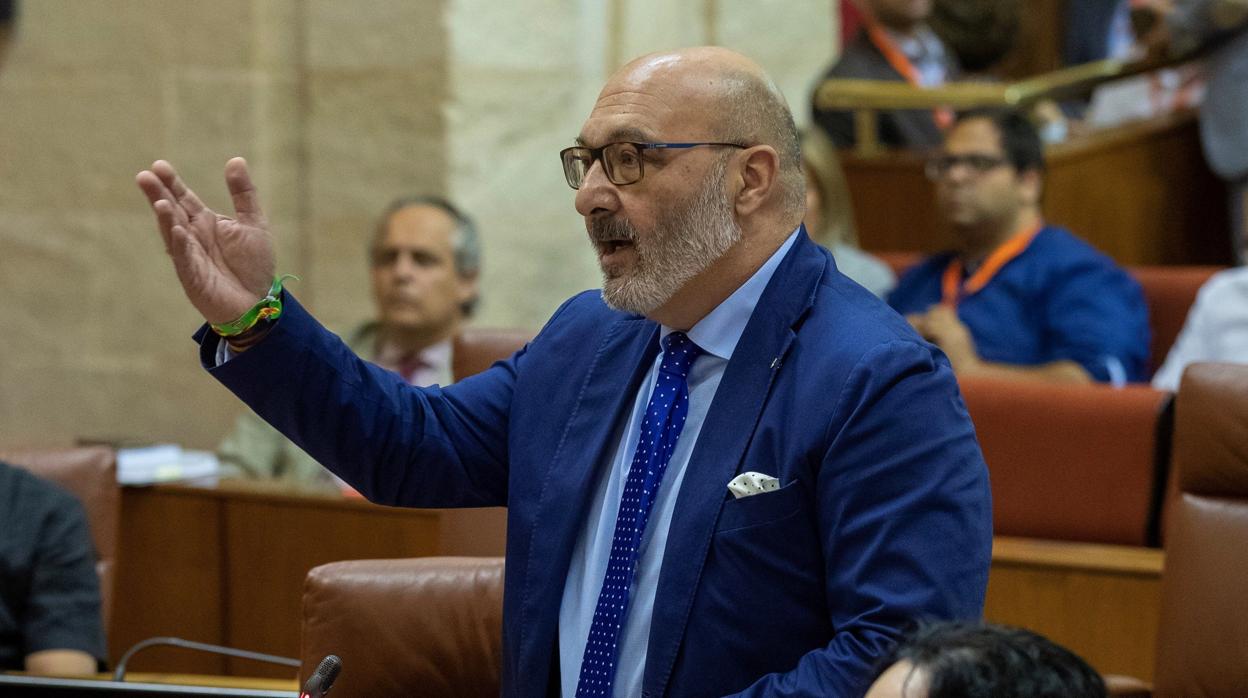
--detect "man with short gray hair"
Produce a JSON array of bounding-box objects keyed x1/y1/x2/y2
[{"x1": 217, "y1": 196, "x2": 480, "y2": 487}]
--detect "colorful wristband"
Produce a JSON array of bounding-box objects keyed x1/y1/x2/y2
[{"x1": 210, "y1": 274, "x2": 299, "y2": 337}]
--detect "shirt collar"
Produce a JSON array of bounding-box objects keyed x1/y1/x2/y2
[
  {"x1": 661, "y1": 226, "x2": 800, "y2": 361},
  {"x1": 374, "y1": 334, "x2": 454, "y2": 374}
]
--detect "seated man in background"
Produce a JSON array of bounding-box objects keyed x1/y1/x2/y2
[
  {"x1": 812, "y1": 0, "x2": 960, "y2": 149},
  {"x1": 1152, "y1": 266, "x2": 1248, "y2": 391},
  {"x1": 865, "y1": 621, "x2": 1106, "y2": 698},
  {"x1": 889, "y1": 110, "x2": 1150, "y2": 384},
  {"x1": 0, "y1": 460, "x2": 106, "y2": 676},
  {"x1": 218, "y1": 196, "x2": 481, "y2": 488}
]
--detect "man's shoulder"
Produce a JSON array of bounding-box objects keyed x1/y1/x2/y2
[
  {"x1": 827, "y1": 33, "x2": 895, "y2": 80},
  {"x1": 808, "y1": 270, "x2": 934, "y2": 360},
  {"x1": 1030, "y1": 226, "x2": 1117, "y2": 263},
  {"x1": 0, "y1": 461, "x2": 84, "y2": 525},
  {"x1": 1195, "y1": 266, "x2": 1248, "y2": 309}
]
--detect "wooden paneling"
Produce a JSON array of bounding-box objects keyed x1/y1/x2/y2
[
  {"x1": 843, "y1": 111, "x2": 1232, "y2": 266},
  {"x1": 223, "y1": 497, "x2": 439, "y2": 677},
  {"x1": 113, "y1": 487, "x2": 227, "y2": 675},
  {"x1": 114, "y1": 481, "x2": 440, "y2": 678},
  {"x1": 986, "y1": 537, "x2": 1163, "y2": 682}
]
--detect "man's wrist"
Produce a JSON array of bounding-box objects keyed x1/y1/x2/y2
[{"x1": 225, "y1": 319, "x2": 275, "y2": 353}]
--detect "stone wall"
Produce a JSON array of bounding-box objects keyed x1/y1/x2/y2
[{"x1": 0, "y1": 0, "x2": 833, "y2": 449}]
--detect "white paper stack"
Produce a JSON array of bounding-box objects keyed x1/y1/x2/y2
[{"x1": 116, "y1": 444, "x2": 221, "y2": 485}]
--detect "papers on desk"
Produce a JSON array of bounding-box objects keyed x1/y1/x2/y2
[{"x1": 117, "y1": 444, "x2": 221, "y2": 485}]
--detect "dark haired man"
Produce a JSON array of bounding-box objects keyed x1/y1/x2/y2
[
  {"x1": 0, "y1": 461, "x2": 106, "y2": 676},
  {"x1": 812, "y1": 0, "x2": 960, "y2": 148},
  {"x1": 139, "y1": 47, "x2": 991, "y2": 696},
  {"x1": 864, "y1": 621, "x2": 1107, "y2": 698},
  {"x1": 889, "y1": 110, "x2": 1150, "y2": 384},
  {"x1": 217, "y1": 197, "x2": 480, "y2": 487}
]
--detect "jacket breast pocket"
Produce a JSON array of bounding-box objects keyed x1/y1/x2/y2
[{"x1": 714, "y1": 479, "x2": 805, "y2": 533}]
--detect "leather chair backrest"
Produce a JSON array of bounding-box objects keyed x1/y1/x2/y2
[
  {"x1": 452, "y1": 328, "x2": 532, "y2": 382},
  {"x1": 300, "y1": 557, "x2": 504, "y2": 698},
  {"x1": 1128, "y1": 265, "x2": 1223, "y2": 377},
  {"x1": 959, "y1": 378, "x2": 1167, "y2": 546},
  {"x1": 0, "y1": 445, "x2": 118, "y2": 629},
  {"x1": 1153, "y1": 363, "x2": 1248, "y2": 696}
]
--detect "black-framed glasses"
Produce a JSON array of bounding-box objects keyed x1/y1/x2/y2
[
  {"x1": 559, "y1": 141, "x2": 747, "y2": 189},
  {"x1": 925, "y1": 153, "x2": 1011, "y2": 180}
]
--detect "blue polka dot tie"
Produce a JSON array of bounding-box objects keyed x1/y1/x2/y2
[{"x1": 575, "y1": 332, "x2": 704, "y2": 698}]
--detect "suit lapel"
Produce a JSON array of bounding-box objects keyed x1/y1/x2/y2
[
  {"x1": 517, "y1": 315, "x2": 660, "y2": 692},
  {"x1": 643, "y1": 232, "x2": 827, "y2": 696}
]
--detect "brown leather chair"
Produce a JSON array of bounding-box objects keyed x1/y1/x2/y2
[
  {"x1": 299, "y1": 557, "x2": 504, "y2": 698},
  {"x1": 1148, "y1": 362, "x2": 1248, "y2": 695},
  {"x1": 452, "y1": 327, "x2": 533, "y2": 381},
  {"x1": 960, "y1": 377, "x2": 1168, "y2": 546},
  {"x1": 0, "y1": 445, "x2": 119, "y2": 630},
  {"x1": 1127, "y1": 265, "x2": 1223, "y2": 377}
]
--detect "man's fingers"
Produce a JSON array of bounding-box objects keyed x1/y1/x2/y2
[
  {"x1": 151, "y1": 160, "x2": 209, "y2": 217},
  {"x1": 137, "y1": 169, "x2": 191, "y2": 229},
  {"x1": 152, "y1": 200, "x2": 177, "y2": 252},
  {"x1": 224, "y1": 157, "x2": 267, "y2": 226}
]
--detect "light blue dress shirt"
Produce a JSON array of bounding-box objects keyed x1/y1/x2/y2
[{"x1": 558, "y1": 229, "x2": 799, "y2": 698}]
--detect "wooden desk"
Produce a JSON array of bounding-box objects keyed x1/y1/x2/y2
[
  {"x1": 112, "y1": 481, "x2": 439, "y2": 678},
  {"x1": 114, "y1": 483, "x2": 1163, "y2": 682},
  {"x1": 843, "y1": 111, "x2": 1231, "y2": 266},
  {"x1": 986, "y1": 536, "x2": 1163, "y2": 682}
]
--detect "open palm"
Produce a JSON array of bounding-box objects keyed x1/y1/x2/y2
[{"x1": 136, "y1": 158, "x2": 276, "y2": 325}]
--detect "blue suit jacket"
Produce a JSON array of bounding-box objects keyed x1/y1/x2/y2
[{"x1": 200, "y1": 232, "x2": 992, "y2": 697}]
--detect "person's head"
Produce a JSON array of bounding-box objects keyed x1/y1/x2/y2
[
  {"x1": 862, "y1": 0, "x2": 933, "y2": 34},
  {"x1": 368, "y1": 196, "x2": 480, "y2": 345},
  {"x1": 800, "y1": 128, "x2": 858, "y2": 248},
  {"x1": 927, "y1": 109, "x2": 1044, "y2": 245},
  {"x1": 864, "y1": 622, "x2": 1107, "y2": 698},
  {"x1": 563, "y1": 46, "x2": 805, "y2": 326}
]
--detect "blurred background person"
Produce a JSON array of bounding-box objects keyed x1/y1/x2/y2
[
  {"x1": 217, "y1": 196, "x2": 481, "y2": 489},
  {"x1": 801, "y1": 129, "x2": 895, "y2": 297},
  {"x1": 0, "y1": 460, "x2": 106, "y2": 676},
  {"x1": 812, "y1": 0, "x2": 960, "y2": 149},
  {"x1": 1149, "y1": 0, "x2": 1248, "y2": 262},
  {"x1": 888, "y1": 109, "x2": 1149, "y2": 384},
  {"x1": 1152, "y1": 265, "x2": 1248, "y2": 390},
  {"x1": 864, "y1": 621, "x2": 1107, "y2": 698},
  {"x1": 1067, "y1": 0, "x2": 1138, "y2": 65}
]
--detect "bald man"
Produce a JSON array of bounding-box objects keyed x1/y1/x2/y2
[{"x1": 138, "y1": 47, "x2": 990, "y2": 698}]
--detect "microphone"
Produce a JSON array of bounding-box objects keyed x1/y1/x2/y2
[
  {"x1": 300, "y1": 654, "x2": 342, "y2": 698},
  {"x1": 112, "y1": 636, "x2": 301, "y2": 681}
]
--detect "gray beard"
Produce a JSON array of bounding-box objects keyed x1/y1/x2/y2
[{"x1": 595, "y1": 157, "x2": 742, "y2": 316}]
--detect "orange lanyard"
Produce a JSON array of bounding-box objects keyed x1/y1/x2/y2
[
  {"x1": 864, "y1": 21, "x2": 953, "y2": 130},
  {"x1": 941, "y1": 223, "x2": 1043, "y2": 306}
]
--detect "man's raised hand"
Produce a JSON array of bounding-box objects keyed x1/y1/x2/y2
[{"x1": 136, "y1": 158, "x2": 276, "y2": 325}]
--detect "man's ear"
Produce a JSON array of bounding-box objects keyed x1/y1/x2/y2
[
  {"x1": 457, "y1": 270, "x2": 480, "y2": 312},
  {"x1": 1018, "y1": 168, "x2": 1043, "y2": 206},
  {"x1": 734, "y1": 145, "x2": 781, "y2": 217}
]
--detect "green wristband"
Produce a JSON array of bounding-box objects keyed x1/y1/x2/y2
[{"x1": 210, "y1": 274, "x2": 300, "y2": 337}]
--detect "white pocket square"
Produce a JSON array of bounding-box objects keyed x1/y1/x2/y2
[{"x1": 727, "y1": 471, "x2": 781, "y2": 499}]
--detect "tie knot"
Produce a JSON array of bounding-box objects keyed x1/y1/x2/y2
[{"x1": 660, "y1": 332, "x2": 703, "y2": 377}]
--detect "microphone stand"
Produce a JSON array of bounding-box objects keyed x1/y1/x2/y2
[{"x1": 113, "y1": 636, "x2": 301, "y2": 682}]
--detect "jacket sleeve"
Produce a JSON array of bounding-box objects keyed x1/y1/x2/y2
[{"x1": 199, "y1": 292, "x2": 527, "y2": 508}]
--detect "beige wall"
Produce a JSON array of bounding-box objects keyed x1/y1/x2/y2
[{"x1": 0, "y1": 0, "x2": 834, "y2": 449}]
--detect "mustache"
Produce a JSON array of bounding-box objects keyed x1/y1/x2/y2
[{"x1": 588, "y1": 216, "x2": 638, "y2": 244}]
